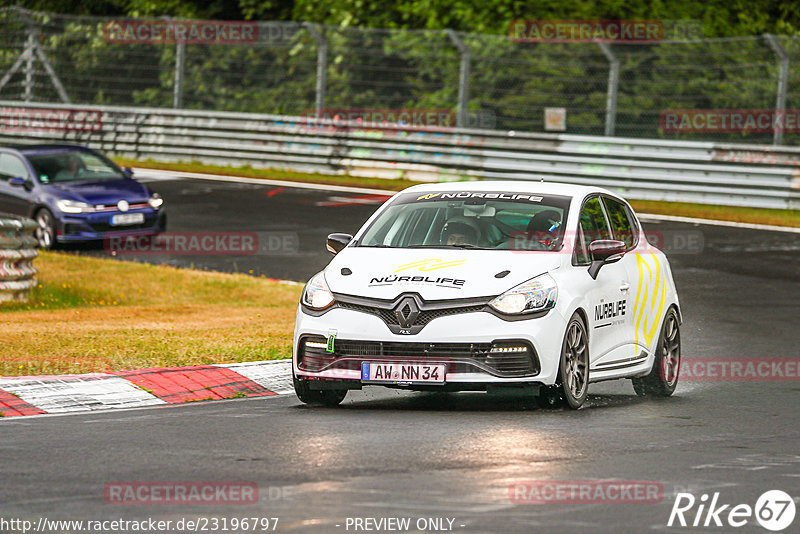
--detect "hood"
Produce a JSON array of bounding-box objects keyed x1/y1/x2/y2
[
  {"x1": 325, "y1": 248, "x2": 562, "y2": 300},
  {"x1": 48, "y1": 178, "x2": 149, "y2": 205}
]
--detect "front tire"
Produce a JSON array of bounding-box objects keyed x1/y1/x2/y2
[
  {"x1": 293, "y1": 369, "x2": 347, "y2": 406},
  {"x1": 632, "y1": 308, "x2": 680, "y2": 397},
  {"x1": 538, "y1": 313, "x2": 589, "y2": 409},
  {"x1": 34, "y1": 208, "x2": 57, "y2": 250}
]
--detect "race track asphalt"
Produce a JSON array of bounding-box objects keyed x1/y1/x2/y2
[{"x1": 2, "y1": 175, "x2": 798, "y2": 534}]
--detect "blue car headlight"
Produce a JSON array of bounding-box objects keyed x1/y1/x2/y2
[
  {"x1": 148, "y1": 193, "x2": 164, "y2": 209},
  {"x1": 56, "y1": 199, "x2": 93, "y2": 214}
]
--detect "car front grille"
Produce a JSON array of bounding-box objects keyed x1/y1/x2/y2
[
  {"x1": 337, "y1": 301, "x2": 486, "y2": 327},
  {"x1": 298, "y1": 336, "x2": 539, "y2": 378},
  {"x1": 331, "y1": 292, "x2": 492, "y2": 334},
  {"x1": 89, "y1": 218, "x2": 157, "y2": 233}
]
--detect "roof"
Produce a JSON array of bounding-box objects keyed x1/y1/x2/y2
[
  {"x1": 400, "y1": 179, "x2": 614, "y2": 199},
  {"x1": 1, "y1": 143, "x2": 91, "y2": 154}
]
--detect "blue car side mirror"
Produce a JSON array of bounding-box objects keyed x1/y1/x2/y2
[
  {"x1": 8, "y1": 176, "x2": 28, "y2": 187},
  {"x1": 123, "y1": 167, "x2": 134, "y2": 177}
]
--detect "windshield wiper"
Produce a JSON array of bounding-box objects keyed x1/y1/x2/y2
[
  {"x1": 407, "y1": 244, "x2": 489, "y2": 250},
  {"x1": 445, "y1": 243, "x2": 488, "y2": 249}
]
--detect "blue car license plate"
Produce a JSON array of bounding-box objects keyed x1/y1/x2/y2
[{"x1": 111, "y1": 213, "x2": 145, "y2": 226}]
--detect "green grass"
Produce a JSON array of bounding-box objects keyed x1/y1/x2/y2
[
  {"x1": 115, "y1": 157, "x2": 424, "y2": 192},
  {"x1": 628, "y1": 199, "x2": 800, "y2": 228},
  {"x1": 114, "y1": 157, "x2": 800, "y2": 228},
  {"x1": 0, "y1": 252, "x2": 302, "y2": 376}
]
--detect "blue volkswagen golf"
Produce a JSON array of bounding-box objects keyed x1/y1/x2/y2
[{"x1": 0, "y1": 144, "x2": 166, "y2": 249}]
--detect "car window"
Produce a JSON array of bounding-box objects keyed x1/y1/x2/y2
[
  {"x1": 0, "y1": 153, "x2": 29, "y2": 181},
  {"x1": 574, "y1": 196, "x2": 611, "y2": 264},
  {"x1": 358, "y1": 192, "x2": 571, "y2": 250},
  {"x1": 26, "y1": 150, "x2": 124, "y2": 183},
  {"x1": 603, "y1": 196, "x2": 636, "y2": 249}
]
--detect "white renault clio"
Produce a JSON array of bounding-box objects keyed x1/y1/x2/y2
[{"x1": 293, "y1": 181, "x2": 681, "y2": 409}]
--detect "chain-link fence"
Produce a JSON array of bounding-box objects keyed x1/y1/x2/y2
[{"x1": 2, "y1": 6, "x2": 800, "y2": 145}]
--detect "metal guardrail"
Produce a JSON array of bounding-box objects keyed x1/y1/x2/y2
[
  {"x1": 0, "y1": 213, "x2": 38, "y2": 303},
  {"x1": 1, "y1": 101, "x2": 799, "y2": 209}
]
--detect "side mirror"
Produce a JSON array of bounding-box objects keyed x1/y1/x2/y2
[
  {"x1": 8, "y1": 176, "x2": 27, "y2": 188},
  {"x1": 326, "y1": 233, "x2": 353, "y2": 255},
  {"x1": 123, "y1": 167, "x2": 134, "y2": 177},
  {"x1": 587, "y1": 239, "x2": 626, "y2": 279}
]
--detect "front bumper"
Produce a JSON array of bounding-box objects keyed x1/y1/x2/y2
[
  {"x1": 56, "y1": 208, "x2": 166, "y2": 242},
  {"x1": 293, "y1": 304, "x2": 567, "y2": 388}
]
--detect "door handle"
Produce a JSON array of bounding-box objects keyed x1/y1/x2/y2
[{"x1": 619, "y1": 282, "x2": 631, "y2": 292}]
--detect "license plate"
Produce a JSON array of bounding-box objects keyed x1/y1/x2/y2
[
  {"x1": 361, "y1": 362, "x2": 446, "y2": 384},
  {"x1": 111, "y1": 213, "x2": 145, "y2": 226}
]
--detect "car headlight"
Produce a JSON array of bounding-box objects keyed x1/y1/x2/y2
[
  {"x1": 301, "y1": 271, "x2": 335, "y2": 310},
  {"x1": 148, "y1": 193, "x2": 163, "y2": 209},
  {"x1": 55, "y1": 199, "x2": 93, "y2": 214},
  {"x1": 489, "y1": 273, "x2": 558, "y2": 315}
]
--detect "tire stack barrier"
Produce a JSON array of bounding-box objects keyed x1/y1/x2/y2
[{"x1": 0, "y1": 214, "x2": 39, "y2": 303}]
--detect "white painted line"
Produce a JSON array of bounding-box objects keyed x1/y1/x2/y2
[
  {"x1": 219, "y1": 360, "x2": 293, "y2": 395},
  {"x1": 0, "y1": 374, "x2": 165, "y2": 413},
  {"x1": 132, "y1": 168, "x2": 397, "y2": 196},
  {"x1": 639, "y1": 213, "x2": 800, "y2": 234}
]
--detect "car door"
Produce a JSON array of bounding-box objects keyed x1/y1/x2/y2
[
  {"x1": 606, "y1": 197, "x2": 666, "y2": 358},
  {"x1": 0, "y1": 152, "x2": 34, "y2": 216},
  {"x1": 600, "y1": 195, "x2": 643, "y2": 362},
  {"x1": 573, "y1": 195, "x2": 633, "y2": 366}
]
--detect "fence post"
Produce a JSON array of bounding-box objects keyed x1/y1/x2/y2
[
  {"x1": 173, "y1": 41, "x2": 185, "y2": 108},
  {"x1": 596, "y1": 41, "x2": 619, "y2": 137},
  {"x1": 304, "y1": 23, "x2": 327, "y2": 117},
  {"x1": 764, "y1": 34, "x2": 789, "y2": 146},
  {"x1": 446, "y1": 30, "x2": 471, "y2": 128},
  {"x1": 23, "y1": 24, "x2": 34, "y2": 101}
]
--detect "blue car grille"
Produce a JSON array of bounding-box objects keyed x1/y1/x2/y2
[{"x1": 88, "y1": 218, "x2": 157, "y2": 233}]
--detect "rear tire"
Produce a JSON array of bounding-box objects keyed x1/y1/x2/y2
[
  {"x1": 538, "y1": 313, "x2": 589, "y2": 409},
  {"x1": 293, "y1": 369, "x2": 347, "y2": 406},
  {"x1": 632, "y1": 308, "x2": 680, "y2": 397}
]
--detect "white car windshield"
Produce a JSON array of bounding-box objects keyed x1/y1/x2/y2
[{"x1": 358, "y1": 191, "x2": 571, "y2": 250}]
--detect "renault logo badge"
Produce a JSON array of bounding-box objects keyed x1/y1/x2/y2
[{"x1": 393, "y1": 297, "x2": 420, "y2": 329}]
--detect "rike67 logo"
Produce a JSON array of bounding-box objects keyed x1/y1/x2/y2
[{"x1": 668, "y1": 490, "x2": 796, "y2": 531}]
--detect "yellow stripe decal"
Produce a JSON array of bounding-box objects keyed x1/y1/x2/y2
[
  {"x1": 394, "y1": 259, "x2": 466, "y2": 272},
  {"x1": 633, "y1": 251, "x2": 667, "y2": 349}
]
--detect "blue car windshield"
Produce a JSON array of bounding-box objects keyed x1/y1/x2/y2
[{"x1": 27, "y1": 150, "x2": 125, "y2": 183}]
